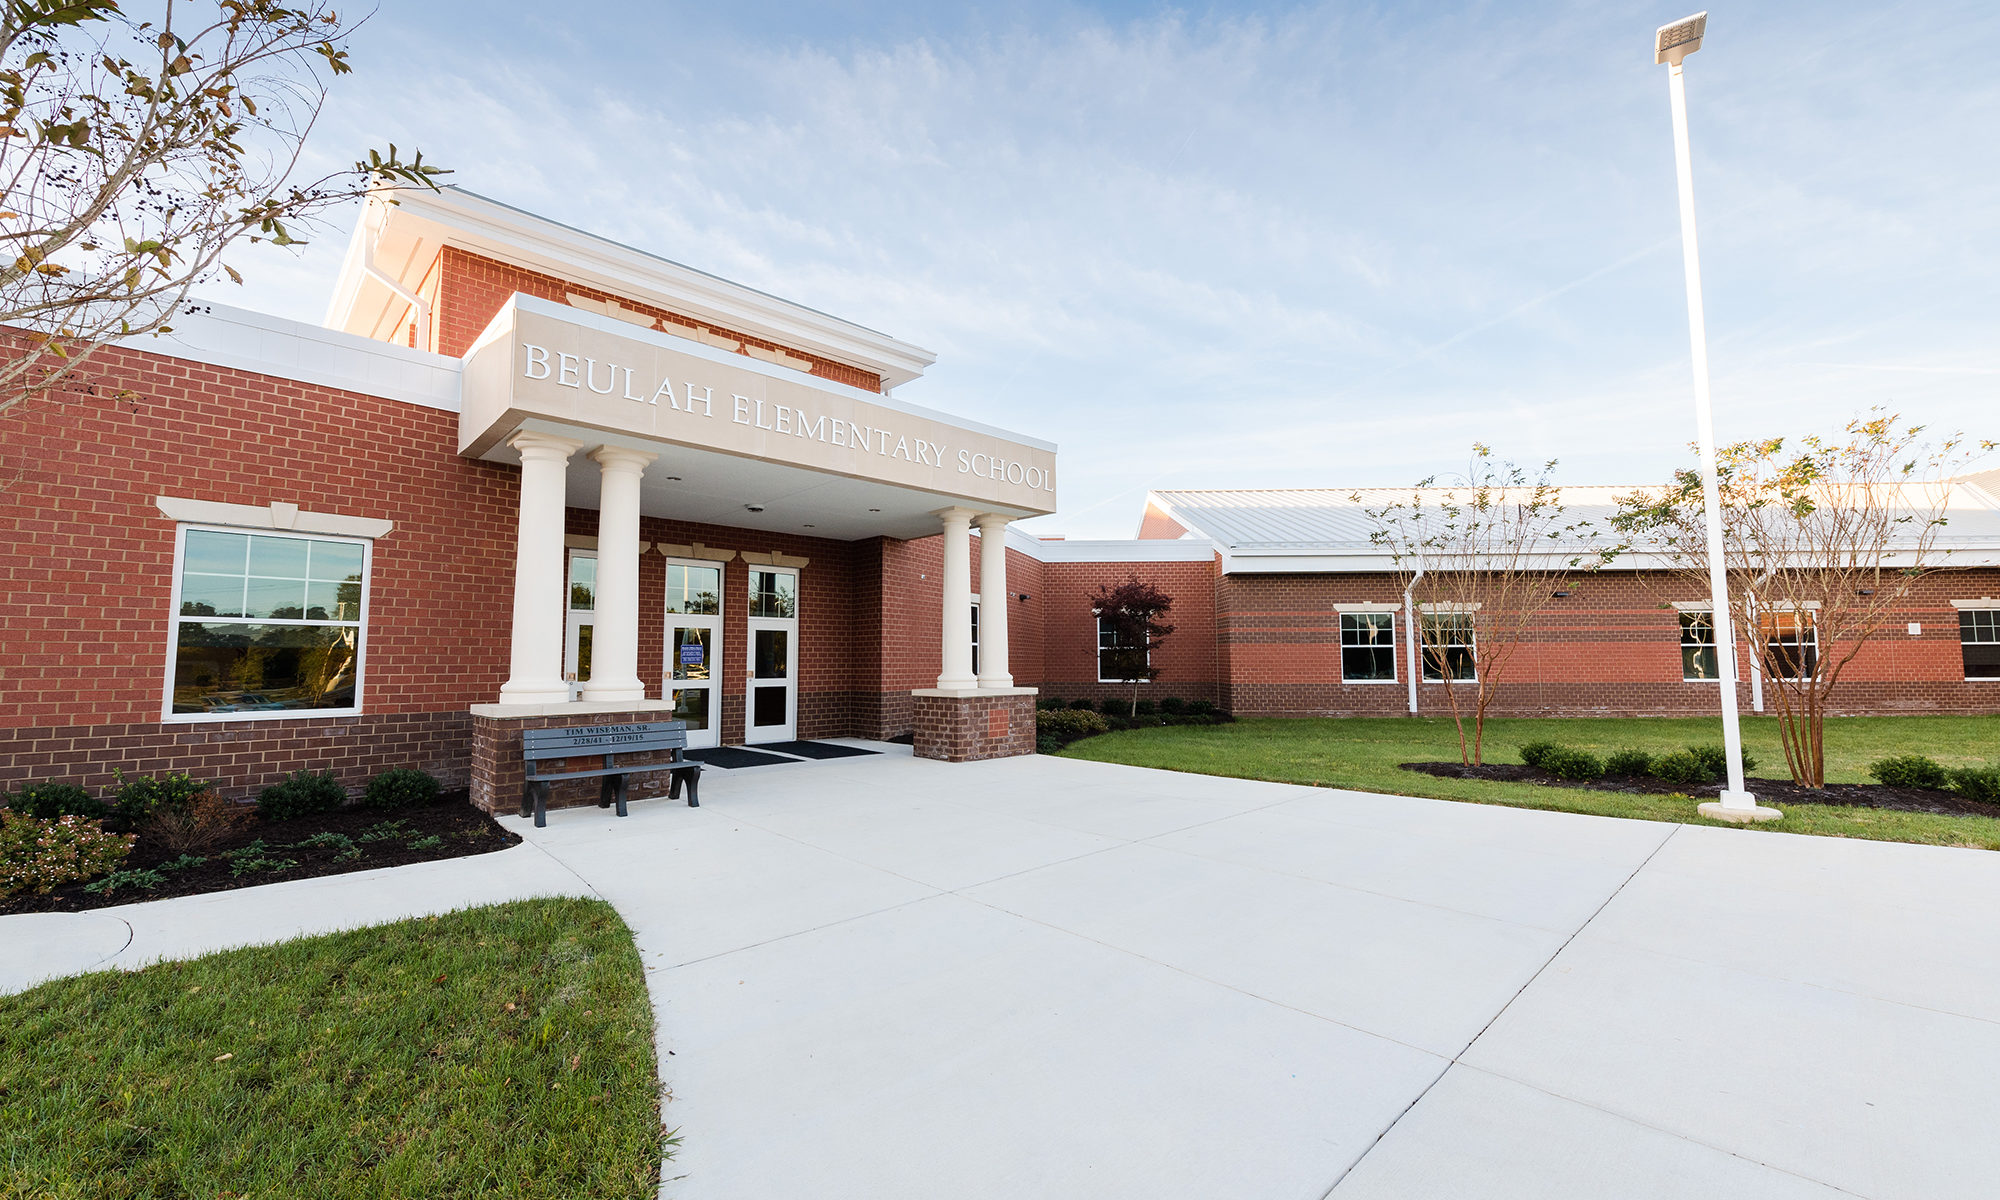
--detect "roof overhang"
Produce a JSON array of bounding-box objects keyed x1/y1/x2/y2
[
  {"x1": 462, "y1": 295, "x2": 1056, "y2": 541},
  {"x1": 326, "y1": 187, "x2": 937, "y2": 390}
]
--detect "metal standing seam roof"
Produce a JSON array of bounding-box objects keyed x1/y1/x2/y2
[{"x1": 1148, "y1": 485, "x2": 2000, "y2": 555}]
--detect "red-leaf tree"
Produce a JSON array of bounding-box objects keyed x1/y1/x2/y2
[{"x1": 1091, "y1": 576, "x2": 1175, "y2": 716}]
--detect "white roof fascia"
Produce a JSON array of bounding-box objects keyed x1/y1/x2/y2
[
  {"x1": 328, "y1": 188, "x2": 938, "y2": 389},
  {"x1": 132, "y1": 298, "x2": 462, "y2": 412}
]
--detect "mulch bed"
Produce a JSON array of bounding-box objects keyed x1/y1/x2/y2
[
  {"x1": 1400, "y1": 762, "x2": 2000, "y2": 820},
  {"x1": 2, "y1": 791, "x2": 521, "y2": 915}
]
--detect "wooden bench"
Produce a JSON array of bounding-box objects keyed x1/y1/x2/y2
[{"x1": 520, "y1": 721, "x2": 702, "y2": 828}]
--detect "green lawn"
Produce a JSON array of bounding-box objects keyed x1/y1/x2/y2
[
  {"x1": 0, "y1": 897, "x2": 668, "y2": 1200},
  {"x1": 1058, "y1": 715, "x2": 2000, "y2": 850}
]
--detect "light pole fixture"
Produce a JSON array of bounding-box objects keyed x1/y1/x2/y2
[{"x1": 1655, "y1": 12, "x2": 1781, "y2": 823}]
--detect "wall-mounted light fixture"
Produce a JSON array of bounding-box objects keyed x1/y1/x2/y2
[{"x1": 1017, "y1": 592, "x2": 1031, "y2": 602}]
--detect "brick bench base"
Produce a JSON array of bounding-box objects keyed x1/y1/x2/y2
[
  {"x1": 910, "y1": 688, "x2": 1038, "y2": 762},
  {"x1": 469, "y1": 701, "x2": 684, "y2": 815}
]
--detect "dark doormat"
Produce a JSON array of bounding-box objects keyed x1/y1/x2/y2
[
  {"x1": 686, "y1": 746, "x2": 801, "y2": 769},
  {"x1": 756, "y1": 740, "x2": 881, "y2": 760}
]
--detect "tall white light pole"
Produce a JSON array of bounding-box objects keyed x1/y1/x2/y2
[{"x1": 1655, "y1": 13, "x2": 1781, "y2": 823}]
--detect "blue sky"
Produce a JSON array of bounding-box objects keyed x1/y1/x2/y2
[{"x1": 236, "y1": 1, "x2": 2000, "y2": 537}]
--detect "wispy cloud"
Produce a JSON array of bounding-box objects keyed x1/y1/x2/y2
[{"x1": 228, "y1": 1, "x2": 2000, "y2": 535}]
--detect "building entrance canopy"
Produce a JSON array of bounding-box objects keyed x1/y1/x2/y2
[{"x1": 462, "y1": 296, "x2": 1057, "y2": 539}]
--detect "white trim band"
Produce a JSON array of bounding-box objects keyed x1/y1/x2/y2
[{"x1": 156, "y1": 496, "x2": 394, "y2": 539}]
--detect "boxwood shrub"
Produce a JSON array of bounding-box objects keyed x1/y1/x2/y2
[
  {"x1": 1869, "y1": 754, "x2": 1951, "y2": 791},
  {"x1": 1517, "y1": 741, "x2": 1560, "y2": 770},
  {"x1": 1538, "y1": 747, "x2": 1605, "y2": 782},
  {"x1": 1036, "y1": 708, "x2": 1110, "y2": 742},
  {"x1": 1949, "y1": 765, "x2": 2000, "y2": 805},
  {"x1": 6, "y1": 782, "x2": 107, "y2": 821},
  {"x1": 257, "y1": 770, "x2": 348, "y2": 822},
  {"x1": 363, "y1": 767, "x2": 441, "y2": 811},
  {"x1": 1604, "y1": 749, "x2": 1653, "y2": 777},
  {"x1": 1650, "y1": 750, "x2": 1712, "y2": 787},
  {"x1": 110, "y1": 769, "x2": 212, "y2": 831}
]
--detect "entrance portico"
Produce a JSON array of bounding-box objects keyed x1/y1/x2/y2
[{"x1": 463, "y1": 294, "x2": 1057, "y2": 806}]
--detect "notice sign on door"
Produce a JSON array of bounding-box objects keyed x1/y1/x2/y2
[{"x1": 679, "y1": 643, "x2": 705, "y2": 665}]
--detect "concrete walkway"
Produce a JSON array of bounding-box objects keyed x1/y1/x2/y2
[{"x1": 6, "y1": 745, "x2": 1999, "y2": 1199}]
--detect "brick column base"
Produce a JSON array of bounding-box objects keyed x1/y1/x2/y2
[
  {"x1": 469, "y1": 701, "x2": 684, "y2": 815},
  {"x1": 910, "y1": 688, "x2": 1038, "y2": 762}
]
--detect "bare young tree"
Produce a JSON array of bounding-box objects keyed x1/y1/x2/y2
[
  {"x1": 1614, "y1": 411, "x2": 1989, "y2": 788},
  {"x1": 1361, "y1": 445, "x2": 1611, "y2": 765},
  {"x1": 1091, "y1": 576, "x2": 1175, "y2": 717},
  {"x1": 0, "y1": 0, "x2": 445, "y2": 412}
]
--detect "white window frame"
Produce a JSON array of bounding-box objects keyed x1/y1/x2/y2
[
  {"x1": 970, "y1": 595, "x2": 981, "y2": 678},
  {"x1": 1338, "y1": 610, "x2": 1399, "y2": 684},
  {"x1": 1096, "y1": 612, "x2": 1152, "y2": 684},
  {"x1": 1678, "y1": 609, "x2": 1722, "y2": 682},
  {"x1": 162, "y1": 523, "x2": 372, "y2": 723},
  {"x1": 563, "y1": 549, "x2": 596, "y2": 697},
  {"x1": 1419, "y1": 610, "x2": 1478, "y2": 684},
  {"x1": 1956, "y1": 604, "x2": 2000, "y2": 682}
]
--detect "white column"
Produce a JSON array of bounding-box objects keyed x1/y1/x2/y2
[
  {"x1": 974, "y1": 513, "x2": 1014, "y2": 687},
  {"x1": 935, "y1": 507, "x2": 978, "y2": 690},
  {"x1": 579, "y1": 445, "x2": 656, "y2": 703},
  {"x1": 498, "y1": 430, "x2": 585, "y2": 704}
]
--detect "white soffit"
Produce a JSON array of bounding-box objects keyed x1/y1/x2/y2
[{"x1": 326, "y1": 187, "x2": 938, "y2": 390}]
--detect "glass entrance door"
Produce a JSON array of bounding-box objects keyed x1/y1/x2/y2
[
  {"x1": 745, "y1": 566, "x2": 797, "y2": 744},
  {"x1": 664, "y1": 559, "x2": 723, "y2": 750},
  {"x1": 563, "y1": 551, "x2": 595, "y2": 702}
]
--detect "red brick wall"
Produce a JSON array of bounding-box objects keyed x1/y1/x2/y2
[
  {"x1": 912, "y1": 692, "x2": 1036, "y2": 762},
  {"x1": 427, "y1": 247, "x2": 884, "y2": 393},
  {"x1": 0, "y1": 340, "x2": 910, "y2": 800},
  {"x1": 0, "y1": 340, "x2": 522, "y2": 798},
  {"x1": 1216, "y1": 569, "x2": 2000, "y2": 717},
  {"x1": 1034, "y1": 557, "x2": 1220, "y2": 707}
]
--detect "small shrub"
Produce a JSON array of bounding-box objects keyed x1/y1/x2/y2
[
  {"x1": 158, "y1": 853, "x2": 207, "y2": 872},
  {"x1": 357, "y1": 819, "x2": 411, "y2": 843},
  {"x1": 230, "y1": 854, "x2": 298, "y2": 878},
  {"x1": 1518, "y1": 741, "x2": 1560, "y2": 770},
  {"x1": 1067, "y1": 698, "x2": 1097, "y2": 712},
  {"x1": 293, "y1": 831, "x2": 361, "y2": 861},
  {"x1": 1159, "y1": 696, "x2": 1187, "y2": 716},
  {"x1": 7, "y1": 782, "x2": 107, "y2": 821},
  {"x1": 1036, "y1": 708, "x2": 1111, "y2": 741},
  {"x1": 1652, "y1": 750, "x2": 1714, "y2": 787},
  {"x1": 1036, "y1": 696, "x2": 1067, "y2": 712},
  {"x1": 0, "y1": 811, "x2": 134, "y2": 896},
  {"x1": 1133, "y1": 699, "x2": 1156, "y2": 716},
  {"x1": 111, "y1": 769, "x2": 213, "y2": 830},
  {"x1": 1687, "y1": 744, "x2": 1756, "y2": 777},
  {"x1": 256, "y1": 770, "x2": 347, "y2": 821},
  {"x1": 1605, "y1": 749, "x2": 1653, "y2": 777},
  {"x1": 1538, "y1": 747, "x2": 1605, "y2": 782},
  {"x1": 407, "y1": 834, "x2": 444, "y2": 851},
  {"x1": 140, "y1": 791, "x2": 252, "y2": 854},
  {"x1": 82, "y1": 867, "x2": 168, "y2": 896},
  {"x1": 1868, "y1": 754, "x2": 1951, "y2": 791},
  {"x1": 1185, "y1": 699, "x2": 1215, "y2": 717},
  {"x1": 363, "y1": 767, "x2": 440, "y2": 811},
  {"x1": 1036, "y1": 734, "x2": 1065, "y2": 755},
  {"x1": 1948, "y1": 766, "x2": 2000, "y2": 805}
]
